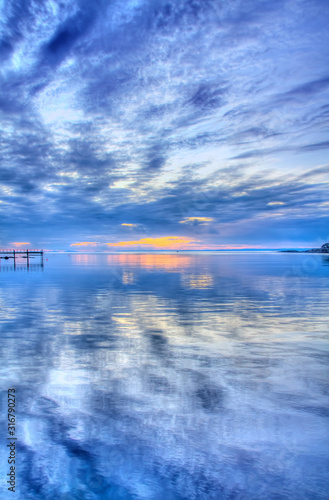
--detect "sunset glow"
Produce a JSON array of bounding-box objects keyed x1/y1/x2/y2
[{"x1": 70, "y1": 242, "x2": 98, "y2": 247}]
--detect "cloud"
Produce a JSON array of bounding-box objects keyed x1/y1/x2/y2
[
  {"x1": 40, "y1": 4, "x2": 99, "y2": 69},
  {"x1": 0, "y1": 0, "x2": 329, "y2": 248},
  {"x1": 276, "y1": 76, "x2": 329, "y2": 103}
]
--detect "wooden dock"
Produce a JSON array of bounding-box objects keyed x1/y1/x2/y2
[{"x1": 0, "y1": 249, "x2": 44, "y2": 268}]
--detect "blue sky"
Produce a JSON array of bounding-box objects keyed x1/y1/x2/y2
[{"x1": 0, "y1": 0, "x2": 328, "y2": 250}]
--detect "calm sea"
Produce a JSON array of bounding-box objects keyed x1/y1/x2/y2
[{"x1": 0, "y1": 252, "x2": 328, "y2": 499}]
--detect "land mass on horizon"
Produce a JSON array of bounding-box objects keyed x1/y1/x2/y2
[{"x1": 281, "y1": 243, "x2": 329, "y2": 253}]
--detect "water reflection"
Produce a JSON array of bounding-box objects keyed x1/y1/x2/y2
[
  {"x1": 0, "y1": 253, "x2": 328, "y2": 499},
  {"x1": 71, "y1": 253, "x2": 194, "y2": 270},
  {"x1": 122, "y1": 271, "x2": 135, "y2": 284},
  {"x1": 0, "y1": 263, "x2": 44, "y2": 272},
  {"x1": 72, "y1": 253, "x2": 100, "y2": 265},
  {"x1": 322, "y1": 256, "x2": 329, "y2": 266}
]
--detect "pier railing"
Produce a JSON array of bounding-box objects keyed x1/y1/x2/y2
[{"x1": 0, "y1": 249, "x2": 44, "y2": 268}]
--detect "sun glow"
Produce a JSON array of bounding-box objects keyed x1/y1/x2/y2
[
  {"x1": 70, "y1": 242, "x2": 98, "y2": 247},
  {"x1": 106, "y1": 236, "x2": 199, "y2": 249}
]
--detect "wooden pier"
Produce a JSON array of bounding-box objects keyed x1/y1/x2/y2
[{"x1": 0, "y1": 249, "x2": 44, "y2": 268}]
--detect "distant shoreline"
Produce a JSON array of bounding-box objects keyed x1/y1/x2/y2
[{"x1": 280, "y1": 243, "x2": 329, "y2": 254}]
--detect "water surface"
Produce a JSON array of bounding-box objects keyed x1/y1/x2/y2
[{"x1": 0, "y1": 252, "x2": 328, "y2": 499}]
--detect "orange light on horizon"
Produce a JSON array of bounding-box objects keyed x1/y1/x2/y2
[
  {"x1": 68, "y1": 239, "x2": 265, "y2": 251},
  {"x1": 12, "y1": 242, "x2": 30, "y2": 246},
  {"x1": 121, "y1": 223, "x2": 136, "y2": 227},
  {"x1": 106, "y1": 236, "x2": 199, "y2": 249},
  {"x1": 70, "y1": 242, "x2": 98, "y2": 247}
]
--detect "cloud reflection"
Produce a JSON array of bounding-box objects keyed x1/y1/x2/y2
[
  {"x1": 181, "y1": 273, "x2": 214, "y2": 289},
  {"x1": 1, "y1": 253, "x2": 329, "y2": 499}
]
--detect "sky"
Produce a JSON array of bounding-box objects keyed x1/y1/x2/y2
[{"x1": 0, "y1": 0, "x2": 329, "y2": 251}]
